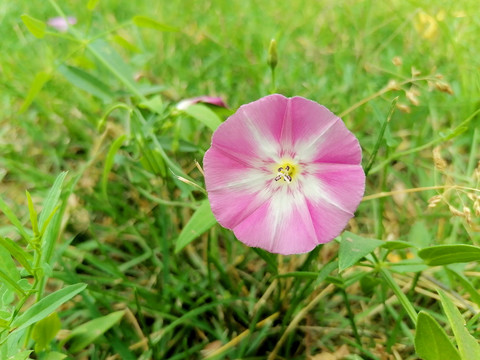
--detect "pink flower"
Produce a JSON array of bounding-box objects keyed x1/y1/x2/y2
[
  {"x1": 203, "y1": 94, "x2": 365, "y2": 255},
  {"x1": 47, "y1": 17, "x2": 77, "y2": 32},
  {"x1": 176, "y1": 96, "x2": 228, "y2": 110}
]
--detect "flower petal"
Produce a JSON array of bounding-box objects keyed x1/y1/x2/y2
[
  {"x1": 209, "y1": 94, "x2": 289, "y2": 162},
  {"x1": 285, "y1": 97, "x2": 361, "y2": 165},
  {"x1": 231, "y1": 190, "x2": 320, "y2": 254}
]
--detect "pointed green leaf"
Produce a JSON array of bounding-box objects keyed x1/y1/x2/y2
[
  {"x1": 0, "y1": 196, "x2": 30, "y2": 240},
  {"x1": 415, "y1": 311, "x2": 461, "y2": 360},
  {"x1": 175, "y1": 200, "x2": 216, "y2": 253},
  {"x1": 65, "y1": 311, "x2": 124, "y2": 353},
  {"x1": 445, "y1": 267, "x2": 480, "y2": 308},
  {"x1": 438, "y1": 289, "x2": 480, "y2": 360},
  {"x1": 21, "y1": 14, "x2": 45, "y2": 38},
  {"x1": 182, "y1": 104, "x2": 222, "y2": 132},
  {"x1": 26, "y1": 191, "x2": 39, "y2": 236},
  {"x1": 102, "y1": 134, "x2": 127, "y2": 199},
  {"x1": 10, "y1": 283, "x2": 87, "y2": 333},
  {"x1": 58, "y1": 65, "x2": 114, "y2": 102},
  {"x1": 0, "y1": 241, "x2": 21, "y2": 281},
  {"x1": 8, "y1": 350, "x2": 33, "y2": 360},
  {"x1": 132, "y1": 15, "x2": 178, "y2": 32},
  {"x1": 19, "y1": 71, "x2": 51, "y2": 113},
  {"x1": 382, "y1": 240, "x2": 416, "y2": 250},
  {"x1": 338, "y1": 232, "x2": 384, "y2": 271},
  {"x1": 38, "y1": 172, "x2": 67, "y2": 234},
  {"x1": 419, "y1": 245, "x2": 480, "y2": 266},
  {"x1": 44, "y1": 352, "x2": 67, "y2": 360}
]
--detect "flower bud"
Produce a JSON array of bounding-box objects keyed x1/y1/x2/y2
[{"x1": 267, "y1": 39, "x2": 278, "y2": 70}]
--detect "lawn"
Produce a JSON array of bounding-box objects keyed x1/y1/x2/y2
[{"x1": 1, "y1": 0, "x2": 479, "y2": 359}]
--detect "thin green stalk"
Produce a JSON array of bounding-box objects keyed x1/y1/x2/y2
[
  {"x1": 364, "y1": 97, "x2": 398, "y2": 176},
  {"x1": 340, "y1": 287, "x2": 362, "y2": 346}
]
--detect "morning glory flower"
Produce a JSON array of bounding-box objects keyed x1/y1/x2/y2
[
  {"x1": 47, "y1": 17, "x2": 77, "y2": 32},
  {"x1": 203, "y1": 94, "x2": 365, "y2": 255}
]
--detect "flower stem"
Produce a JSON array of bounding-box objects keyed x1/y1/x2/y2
[{"x1": 340, "y1": 287, "x2": 362, "y2": 346}]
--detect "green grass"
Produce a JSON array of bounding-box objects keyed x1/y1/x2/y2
[{"x1": 0, "y1": 0, "x2": 479, "y2": 359}]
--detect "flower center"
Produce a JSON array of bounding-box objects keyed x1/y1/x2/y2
[{"x1": 274, "y1": 162, "x2": 297, "y2": 183}]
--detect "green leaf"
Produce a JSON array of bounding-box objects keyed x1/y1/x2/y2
[
  {"x1": 0, "y1": 237, "x2": 34, "y2": 275},
  {"x1": 10, "y1": 283, "x2": 87, "y2": 333},
  {"x1": 26, "y1": 191, "x2": 39, "y2": 236},
  {"x1": 175, "y1": 200, "x2": 217, "y2": 253},
  {"x1": 19, "y1": 71, "x2": 51, "y2": 113},
  {"x1": 7, "y1": 350, "x2": 33, "y2": 360},
  {"x1": 64, "y1": 311, "x2": 124, "y2": 353},
  {"x1": 445, "y1": 267, "x2": 480, "y2": 307},
  {"x1": 0, "y1": 196, "x2": 31, "y2": 241},
  {"x1": 338, "y1": 232, "x2": 384, "y2": 271},
  {"x1": 38, "y1": 172, "x2": 67, "y2": 235},
  {"x1": 418, "y1": 245, "x2": 480, "y2": 266},
  {"x1": 32, "y1": 312, "x2": 62, "y2": 352},
  {"x1": 132, "y1": 15, "x2": 178, "y2": 32},
  {"x1": 0, "y1": 242, "x2": 20, "y2": 281},
  {"x1": 438, "y1": 289, "x2": 480, "y2": 360},
  {"x1": 58, "y1": 65, "x2": 114, "y2": 102},
  {"x1": 87, "y1": 0, "x2": 100, "y2": 10},
  {"x1": 45, "y1": 352, "x2": 67, "y2": 360},
  {"x1": 380, "y1": 267, "x2": 417, "y2": 324},
  {"x1": 21, "y1": 14, "x2": 45, "y2": 38},
  {"x1": 182, "y1": 104, "x2": 222, "y2": 132},
  {"x1": 87, "y1": 40, "x2": 141, "y2": 99},
  {"x1": 0, "y1": 269, "x2": 25, "y2": 297},
  {"x1": 382, "y1": 240, "x2": 416, "y2": 250},
  {"x1": 415, "y1": 311, "x2": 461, "y2": 360},
  {"x1": 102, "y1": 134, "x2": 127, "y2": 199}
]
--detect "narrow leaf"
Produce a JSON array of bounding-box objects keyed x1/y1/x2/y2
[
  {"x1": 380, "y1": 268, "x2": 417, "y2": 324},
  {"x1": 0, "y1": 237, "x2": 34, "y2": 275},
  {"x1": 58, "y1": 65, "x2": 114, "y2": 102},
  {"x1": 21, "y1": 14, "x2": 46, "y2": 38},
  {"x1": 445, "y1": 267, "x2": 480, "y2": 307},
  {"x1": 415, "y1": 311, "x2": 461, "y2": 360},
  {"x1": 0, "y1": 242, "x2": 21, "y2": 281},
  {"x1": 338, "y1": 232, "x2": 384, "y2": 271},
  {"x1": 65, "y1": 311, "x2": 124, "y2": 353},
  {"x1": 175, "y1": 200, "x2": 216, "y2": 253},
  {"x1": 419, "y1": 244, "x2": 480, "y2": 266},
  {"x1": 132, "y1": 15, "x2": 178, "y2": 32},
  {"x1": 182, "y1": 104, "x2": 222, "y2": 132},
  {"x1": 19, "y1": 71, "x2": 51, "y2": 113},
  {"x1": 38, "y1": 172, "x2": 67, "y2": 234},
  {"x1": 26, "y1": 190, "x2": 39, "y2": 236},
  {"x1": 365, "y1": 96, "x2": 398, "y2": 175},
  {"x1": 438, "y1": 289, "x2": 480, "y2": 360},
  {"x1": 10, "y1": 283, "x2": 87, "y2": 333},
  {"x1": 0, "y1": 269, "x2": 25, "y2": 296},
  {"x1": 102, "y1": 134, "x2": 127, "y2": 199},
  {"x1": 0, "y1": 196, "x2": 31, "y2": 240}
]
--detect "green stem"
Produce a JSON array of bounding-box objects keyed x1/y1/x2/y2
[
  {"x1": 340, "y1": 287, "x2": 362, "y2": 346},
  {"x1": 365, "y1": 97, "x2": 398, "y2": 176}
]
